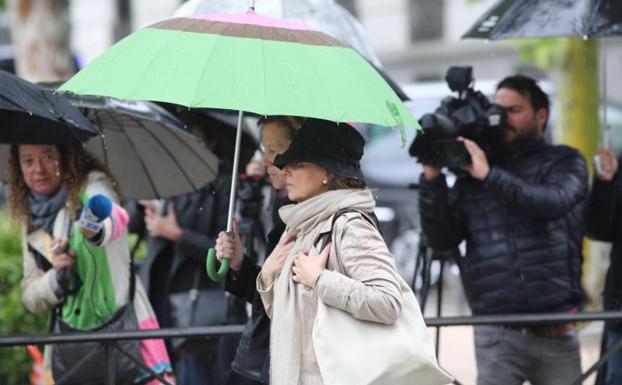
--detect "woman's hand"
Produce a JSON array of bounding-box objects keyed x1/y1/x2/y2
[
  {"x1": 79, "y1": 227, "x2": 99, "y2": 239},
  {"x1": 292, "y1": 243, "x2": 331, "y2": 289},
  {"x1": 215, "y1": 220, "x2": 243, "y2": 271},
  {"x1": 51, "y1": 239, "x2": 75, "y2": 269},
  {"x1": 260, "y1": 233, "x2": 297, "y2": 288}
]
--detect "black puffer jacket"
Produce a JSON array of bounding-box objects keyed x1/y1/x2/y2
[
  {"x1": 419, "y1": 141, "x2": 588, "y2": 315},
  {"x1": 586, "y1": 156, "x2": 622, "y2": 318}
]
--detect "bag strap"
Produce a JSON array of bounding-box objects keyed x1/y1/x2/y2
[{"x1": 318, "y1": 209, "x2": 378, "y2": 273}]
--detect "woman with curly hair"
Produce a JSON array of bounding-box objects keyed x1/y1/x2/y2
[{"x1": 7, "y1": 143, "x2": 175, "y2": 385}]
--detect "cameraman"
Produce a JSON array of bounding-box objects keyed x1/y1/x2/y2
[{"x1": 418, "y1": 75, "x2": 588, "y2": 385}]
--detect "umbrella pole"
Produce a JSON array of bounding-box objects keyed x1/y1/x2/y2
[
  {"x1": 226, "y1": 110, "x2": 245, "y2": 233},
  {"x1": 206, "y1": 110, "x2": 244, "y2": 281},
  {"x1": 601, "y1": 41, "x2": 609, "y2": 146}
]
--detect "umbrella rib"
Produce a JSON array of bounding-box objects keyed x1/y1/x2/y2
[
  {"x1": 119, "y1": 28, "x2": 187, "y2": 102},
  {"x1": 154, "y1": 129, "x2": 219, "y2": 177},
  {"x1": 134, "y1": 118, "x2": 213, "y2": 191},
  {"x1": 258, "y1": 21, "x2": 268, "y2": 115},
  {"x1": 188, "y1": 19, "x2": 229, "y2": 107},
  {"x1": 298, "y1": 37, "x2": 341, "y2": 122},
  {"x1": 112, "y1": 113, "x2": 161, "y2": 197},
  {"x1": 92, "y1": 110, "x2": 109, "y2": 166}
]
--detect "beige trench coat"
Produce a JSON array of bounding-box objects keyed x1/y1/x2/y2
[{"x1": 258, "y1": 190, "x2": 403, "y2": 385}]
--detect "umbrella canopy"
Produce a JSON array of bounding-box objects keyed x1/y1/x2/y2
[
  {"x1": 69, "y1": 95, "x2": 220, "y2": 199},
  {"x1": 173, "y1": 0, "x2": 382, "y2": 67},
  {"x1": 60, "y1": 10, "x2": 419, "y2": 280},
  {"x1": 0, "y1": 94, "x2": 220, "y2": 199},
  {"x1": 59, "y1": 12, "x2": 417, "y2": 132},
  {"x1": 463, "y1": 0, "x2": 622, "y2": 40},
  {"x1": 0, "y1": 69, "x2": 97, "y2": 144}
]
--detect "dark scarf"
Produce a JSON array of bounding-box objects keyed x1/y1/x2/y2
[{"x1": 28, "y1": 186, "x2": 67, "y2": 235}]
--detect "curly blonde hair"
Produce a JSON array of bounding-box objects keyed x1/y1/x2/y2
[{"x1": 7, "y1": 144, "x2": 121, "y2": 224}]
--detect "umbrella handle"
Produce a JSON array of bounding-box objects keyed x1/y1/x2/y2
[{"x1": 206, "y1": 248, "x2": 230, "y2": 281}]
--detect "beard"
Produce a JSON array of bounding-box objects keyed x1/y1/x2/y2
[{"x1": 499, "y1": 124, "x2": 542, "y2": 155}]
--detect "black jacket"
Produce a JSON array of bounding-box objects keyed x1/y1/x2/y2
[
  {"x1": 224, "y1": 196, "x2": 290, "y2": 383},
  {"x1": 419, "y1": 141, "x2": 588, "y2": 315},
  {"x1": 587, "y1": 156, "x2": 622, "y2": 315},
  {"x1": 129, "y1": 170, "x2": 245, "y2": 328}
]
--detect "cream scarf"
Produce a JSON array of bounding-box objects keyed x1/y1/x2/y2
[{"x1": 269, "y1": 188, "x2": 375, "y2": 384}]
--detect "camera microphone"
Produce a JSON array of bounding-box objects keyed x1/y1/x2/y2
[{"x1": 79, "y1": 194, "x2": 113, "y2": 234}]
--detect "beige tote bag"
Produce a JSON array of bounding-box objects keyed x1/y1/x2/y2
[{"x1": 312, "y1": 210, "x2": 453, "y2": 385}]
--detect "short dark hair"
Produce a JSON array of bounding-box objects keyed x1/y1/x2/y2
[
  {"x1": 497, "y1": 75, "x2": 550, "y2": 128},
  {"x1": 258, "y1": 115, "x2": 305, "y2": 141}
]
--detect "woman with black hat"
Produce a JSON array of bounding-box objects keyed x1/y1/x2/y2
[{"x1": 256, "y1": 118, "x2": 404, "y2": 385}]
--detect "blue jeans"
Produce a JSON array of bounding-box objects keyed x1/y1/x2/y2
[
  {"x1": 474, "y1": 325, "x2": 581, "y2": 385},
  {"x1": 606, "y1": 327, "x2": 622, "y2": 385}
]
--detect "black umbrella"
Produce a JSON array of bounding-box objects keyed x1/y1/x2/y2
[
  {"x1": 0, "y1": 94, "x2": 221, "y2": 199},
  {"x1": 463, "y1": 0, "x2": 622, "y2": 40},
  {"x1": 372, "y1": 63, "x2": 410, "y2": 102},
  {"x1": 0, "y1": 69, "x2": 96, "y2": 144}
]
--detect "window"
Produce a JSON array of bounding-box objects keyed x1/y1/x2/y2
[{"x1": 409, "y1": 0, "x2": 443, "y2": 41}]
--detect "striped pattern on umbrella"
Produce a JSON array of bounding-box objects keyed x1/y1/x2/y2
[
  {"x1": 152, "y1": 15, "x2": 346, "y2": 46},
  {"x1": 60, "y1": 12, "x2": 418, "y2": 132}
]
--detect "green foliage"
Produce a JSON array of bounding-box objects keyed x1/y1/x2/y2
[
  {"x1": 0, "y1": 212, "x2": 49, "y2": 385},
  {"x1": 513, "y1": 39, "x2": 562, "y2": 70}
]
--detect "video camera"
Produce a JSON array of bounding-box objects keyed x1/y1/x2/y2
[{"x1": 409, "y1": 66, "x2": 507, "y2": 168}]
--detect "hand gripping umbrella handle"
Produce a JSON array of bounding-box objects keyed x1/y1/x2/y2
[
  {"x1": 206, "y1": 248, "x2": 230, "y2": 281},
  {"x1": 206, "y1": 110, "x2": 243, "y2": 282}
]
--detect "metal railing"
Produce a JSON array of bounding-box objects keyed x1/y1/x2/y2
[{"x1": 2, "y1": 312, "x2": 622, "y2": 385}]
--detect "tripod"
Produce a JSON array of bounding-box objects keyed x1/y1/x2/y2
[{"x1": 411, "y1": 232, "x2": 463, "y2": 385}]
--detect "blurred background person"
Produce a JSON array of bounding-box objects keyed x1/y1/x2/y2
[
  {"x1": 587, "y1": 143, "x2": 621, "y2": 385},
  {"x1": 129, "y1": 111, "x2": 249, "y2": 385},
  {"x1": 216, "y1": 115, "x2": 304, "y2": 385},
  {"x1": 7, "y1": 143, "x2": 174, "y2": 385}
]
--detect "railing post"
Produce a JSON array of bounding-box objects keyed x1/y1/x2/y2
[{"x1": 105, "y1": 343, "x2": 116, "y2": 385}]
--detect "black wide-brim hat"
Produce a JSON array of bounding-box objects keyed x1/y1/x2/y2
[{"x1": 273, "y1": 118, "x2": 366, "y2": 181}]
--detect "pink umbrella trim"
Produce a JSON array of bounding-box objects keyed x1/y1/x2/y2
[{"x1": 186, "y1": 11, "x2": 313, "y2": 32}]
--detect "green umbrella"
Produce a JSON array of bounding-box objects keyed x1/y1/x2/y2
[{"x1": 61, "y1": 9, "x2": 419, "y2": 280}]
